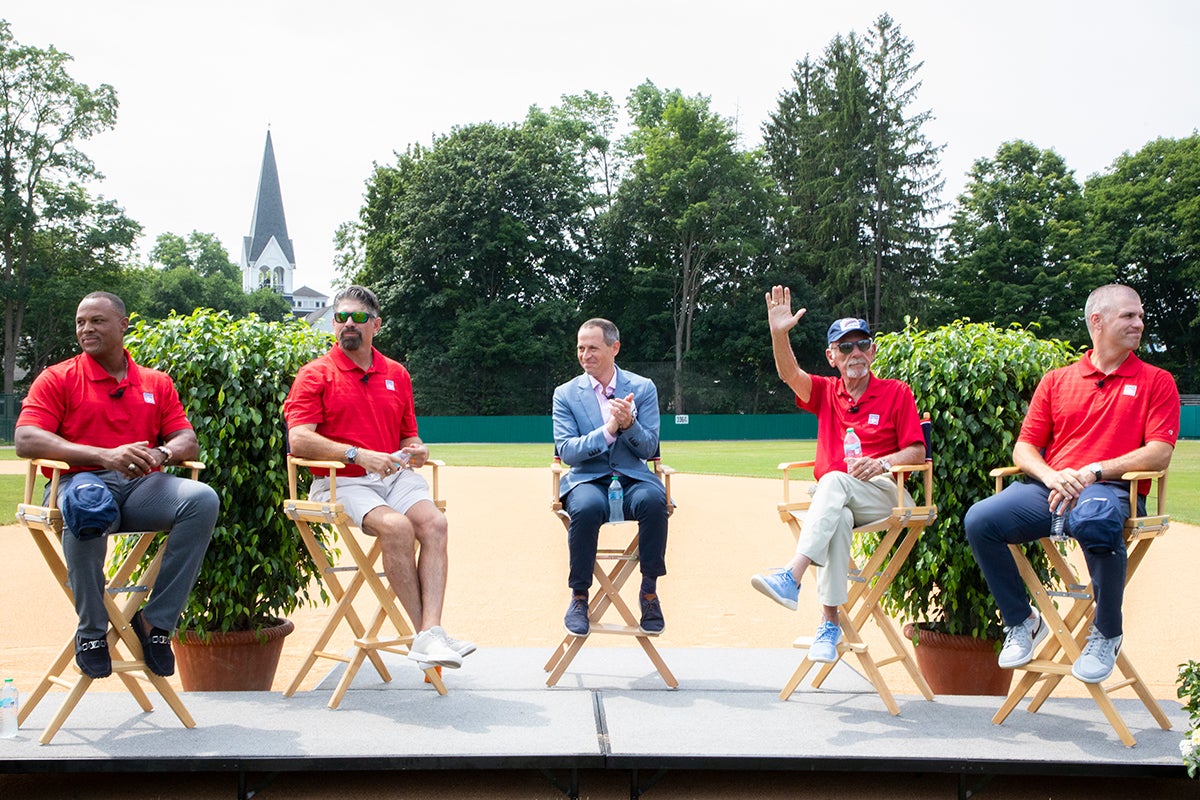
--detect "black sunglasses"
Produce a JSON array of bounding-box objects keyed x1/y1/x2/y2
[
  {"x1": 333, "y1": 311, "x2": 374, "y2": 324},
  {"x1": 833, "y1": 339, "x2": 873, "y2": 354}
]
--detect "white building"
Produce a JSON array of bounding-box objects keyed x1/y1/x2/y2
[{"x1": 240, "y1": 130, "x2": 328, "y2": 319}]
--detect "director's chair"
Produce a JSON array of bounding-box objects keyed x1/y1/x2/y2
[
  {"x1": 988, "y1": 466, "x2": 1172, "y2": 746},
  {"x1": 15, "y1": 458, "x2": 202, "y2": 745},
  {"x1": 544, "y1": 453, "x2": 678, "y2": 688},
  {"x1": 282, "y1": 456, "x2": 448, "y2": 706},
  {"x1": 775, "y1": 414, "x2": 936, "y2": 714}
]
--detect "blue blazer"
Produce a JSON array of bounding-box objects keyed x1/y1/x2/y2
[{"x1": 552, "y1": 366, "x2": 661, "y2": 495}]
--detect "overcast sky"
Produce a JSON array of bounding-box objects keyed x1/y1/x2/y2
[{"x1": 5, "y1": 1, "x2": 1198, "y2": 298}]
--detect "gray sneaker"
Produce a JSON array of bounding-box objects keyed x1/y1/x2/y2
[
  {"x1": 1071, "y1": 625, "x2": 1122, "y2": 684},
  {"x1": 997, "y1": 611, "x2": 1049, "y2": 668}
]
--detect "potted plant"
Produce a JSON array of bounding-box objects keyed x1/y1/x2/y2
[
  {"x1": 122, "y1": 308, "x2": 332, "y2": 690},
  {"x1": 864, "y1": 319, "x2": 1077, "y2": 694}
]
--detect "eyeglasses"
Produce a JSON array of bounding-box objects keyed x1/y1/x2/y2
[
  {"x1": 333, "y1": 311, "x2": 374, "y2": 324},
  {"x1": 833, "y1": 339, "x2": 873, "y2": 354}
]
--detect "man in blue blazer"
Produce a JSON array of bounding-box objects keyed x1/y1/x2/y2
[{"x1": 552, "y1": 318, "x2": 669, "y2": 636}]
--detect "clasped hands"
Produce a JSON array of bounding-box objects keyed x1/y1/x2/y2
[
  {"x1": 1045, "y1": 465, "x2": 1099, "y2": 515},
  {"x1": 104, "y1": 441, "x2": 166, "y2": 477},
  {"x1": 606, "y1": 393, "x2": 637, "y2": 435}
]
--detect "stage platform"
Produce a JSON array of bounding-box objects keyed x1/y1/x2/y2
[{"x1": 0, "y1": 647, "x2": 1190, "y2": 798}]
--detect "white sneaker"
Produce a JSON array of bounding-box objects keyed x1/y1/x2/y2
[
  {"x1": 997, "y1": 611, "x2": 1049, "y2": 669},
  {"x1": 409, "y1": 629, "x2": 463, "y2": 669},
  {"x1": 1071, "y1": 625, "x2": 1122, "y2": 684},
  {"x1": 432, "y1": 625, "x2": 476, "y2": 658}
]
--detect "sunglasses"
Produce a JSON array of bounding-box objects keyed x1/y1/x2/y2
[
  {"x1": 833, "y1": 339, "x2": 873, "y2": 354},
  {"x1": 333, "y1": 311, "x2": 374, "y2": 324}
]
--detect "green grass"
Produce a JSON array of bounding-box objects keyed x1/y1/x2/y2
[
  {"x1": 2, "y1": 440, "x2": 1195, "y2": 524},
  {"x1": 429, "y1": 440, "x2": 1200, "y2": 525}
]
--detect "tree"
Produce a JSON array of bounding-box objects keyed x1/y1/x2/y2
[
  {"x1": 1086, "y1": 135, "x2": 1200, "y2": 388},
  {"x1": 764, "y1": 14, "x2": 943, "y2": 331},
  {"x1": 141, "y1": 231, "x2": 248, "y2": 319},
  {"x1": 611, "y1": 80, "x2": 771, "y2": 412},
  {"x1": 1, "y1": 21, "x2": 121, "y2": 392},
  {"x1": 935, "y1": 140, "x2": 1111, "y2": 343},
  {"x1": 17, "y1": 184, "x2": 140, "y2": 378},
  {"x1": 343, "y1": 119, "x2": 591, "y2": 413}
]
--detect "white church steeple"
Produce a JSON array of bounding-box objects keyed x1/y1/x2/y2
[{"x1": 240, "y1": 130, "x2": 296, "y2": 295}]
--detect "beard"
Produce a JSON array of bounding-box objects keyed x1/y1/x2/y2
[{"x1": 340, "y1": 331, "x2": 363, "y2": 351}]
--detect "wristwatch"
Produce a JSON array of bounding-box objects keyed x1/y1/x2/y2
[
  {"x1": 155, "y1": 445, "x2": 173, "y2": 466},
  {"x1": 344, "y1": 446, "x2": 359, "y2": 464},
  {"x1": 1086, "y1": 462, "x2": 1103, "y2": 482},
  {"x1": 879, "y1": 457, "x2": 892, "y2": 473}
]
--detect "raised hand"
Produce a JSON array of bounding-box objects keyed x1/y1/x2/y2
[{"x1": 765, "y1": 285, "x2": 807, "y2": 334}]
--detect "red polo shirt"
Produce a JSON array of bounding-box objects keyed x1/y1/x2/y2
[
  {"x1": 17, "y1": 350, "x2": 193, "y2": 476},
  {"x1": 283, "y1": 346, "x2": 418, "y2": 477},
  {"x1": 1019, "y1": 351, "x2": 1179, "y2": 493},
  {"x1": 797, "y1": 373, "x2": 924, "y2": 479}
]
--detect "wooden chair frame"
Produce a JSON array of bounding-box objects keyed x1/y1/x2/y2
[
  {"x1": 15, "y1": 458, "x2": 203, "y2": 745},
  {"x1": 775, "y1": 418, "x2": 936, "y2": 714},
  {"x1": 282, "y1": 456, "x2": 447, "y2": 707},
  {"x1": 544, "y1": 457, "x2": 678, "y2": 688},
  {"x1": 989, "y1": 466, "x2": 1172, "y2": 746}
]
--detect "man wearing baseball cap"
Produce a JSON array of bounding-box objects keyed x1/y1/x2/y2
[{"x1": 750, "y1": 286, "x2": 926, "y2": 662}]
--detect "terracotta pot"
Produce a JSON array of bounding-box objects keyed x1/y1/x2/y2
[
  {"x1": 172, "y1": 618, "x2": 295, "y2": 691},
  {"x1": 902, "y1": 622, "x2": 1013, "y2": 696}
]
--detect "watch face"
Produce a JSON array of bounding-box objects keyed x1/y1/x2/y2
[{"x1": 344, "y1": 447, "x2": 358, "y2": 463}]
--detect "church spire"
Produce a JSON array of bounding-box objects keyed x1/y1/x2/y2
[{"x1": 241, "y1": 129, "x2": 296, "y2": 292}]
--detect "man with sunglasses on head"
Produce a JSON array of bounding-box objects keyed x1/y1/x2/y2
[
  {"x1": 751, "y1": 285, "x2": 925, "y2": 662},
  {"x1": 284, "y1": 285, "x2": 474, "y2": 671}
]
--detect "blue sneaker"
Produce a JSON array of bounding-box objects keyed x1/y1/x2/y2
[
  {"x1": 809, "y1": 620, "x2": 842, "y2": 663},
  {"x1": 751, "y1": 568, "x2": 799, "y2": 610},
  {"x1": 564, "y1": 596, "x2": 590, "y2": 636}
]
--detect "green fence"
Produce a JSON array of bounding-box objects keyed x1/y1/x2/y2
[
  {"x1": 415, "y1": 413, "x2": 818, "y2": 443},
  {"x1": 3, "y1": 399, "x2": 1196, "y2": 445}
]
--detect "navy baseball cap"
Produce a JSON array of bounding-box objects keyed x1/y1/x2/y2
[
  {"x1": 827, "y1": 317, "x2": 871, "y2": 344},
  {"x1": 61, "y1": 477, "x2": 119, "y2": 541}
]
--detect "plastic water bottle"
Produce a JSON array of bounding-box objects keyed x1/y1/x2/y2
[
  {"x1": 0, "y1": 678, "x2": 18, "y2": 738},
  {"x1": 1050, "y1": 509, "x2": 1069, "y2": 543},
  {"x1": 843, "y1": 427, "x2": 863, "y2": 461},
  {"x1": 608, "y1": 475, "x2": 625, "y2": 523}
]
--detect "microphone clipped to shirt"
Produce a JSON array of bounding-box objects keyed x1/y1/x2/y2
[
  {"x1": 109, "y1": 387, "x2": 125, "y2": 399},
  {"x1": 1095, "y1": 379, "x2": 1105, "y2": 389}
]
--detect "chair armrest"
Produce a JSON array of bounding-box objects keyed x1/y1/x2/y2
[
  {"x1": 1119, "y1": 470, "x2": 1165, "y2": 481},
  {"x1": 778, "y1": 460, "x2": 816, "y2": 471}
]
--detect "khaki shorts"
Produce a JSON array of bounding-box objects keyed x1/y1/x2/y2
[{"x1": 308, "y1": 469, "x2": 432, "y2": 527}]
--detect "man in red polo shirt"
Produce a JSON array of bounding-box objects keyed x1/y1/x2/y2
[
  {"x1": 966, "y1": 284, "x2": 1178, "y2": 684},
  {"x1": 15, "y1": 292, "x2": 218, "y2": 680},
  {"x1": 284, "y1": 285, "x2": 473, "y2": 671},
  {"x1": 751, "y1": 285, "x2": 925, "y2": 662}
]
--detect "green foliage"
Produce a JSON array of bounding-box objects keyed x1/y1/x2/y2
[
  {"x1": 141, "y1": 231, "x2": 249, "y2": 319},
  {"x1": 612, "y1": 80, "x2": 772, "y2": 412},
  {"x1": 123, "y1": 309, "x2": 332, "y2": 634},
  {"x1": 0, "y1": 20, "x2": 123, "y2": 392},
  {"x1": 1180, "y1": 660, "x2": 1200, "y2": 777},
  {"x1": 764, "y1": 14, "x2": 942, "y2": 331},
  {"x1": 935, "y1": 140, "x2": 1112, "y2": 343},
  {"x1": 867, "y1": 319, "x2": 1078, "y2": 639},
  {"x1": 1086, "y1": 134, "x2": 1200, "y2": 390}
]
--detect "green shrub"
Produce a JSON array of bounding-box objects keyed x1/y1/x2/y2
[
  {"x1": 1179, "y1": 660, "x2": 1200, "y2": 778},
  {"x1": 867, "y1": 319, "x2": 1078, "y2": 640},
  {"x1": 123, "y1": 309, "x2": 332, "y2": 635}
]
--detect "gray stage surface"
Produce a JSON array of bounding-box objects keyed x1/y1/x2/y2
[{"x1": 0, "y1": 647, "x2": 1190, "y2": 795}]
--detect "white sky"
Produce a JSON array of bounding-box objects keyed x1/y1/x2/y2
[{"x1": 5, "y1": 1, "x2": 1198, "y2": 298}]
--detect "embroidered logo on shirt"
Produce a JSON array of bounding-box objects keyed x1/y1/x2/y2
[
  {"x1": 142, "y1": 392, "x2": 155, "y2": 404},
  {"x1": 385, "y1": 379, "x2": 396, "y2": 391},
  {"x1": 868, "y1": 413, "x2": 880, "y2": 426},
  {"x1": 1123, "y1": 384, "x2": 1137, "y2": 397}
]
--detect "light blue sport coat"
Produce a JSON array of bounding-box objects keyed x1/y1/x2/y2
[{"x1": 552, "y1": 366, "x2": 661, "y2": 495}]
